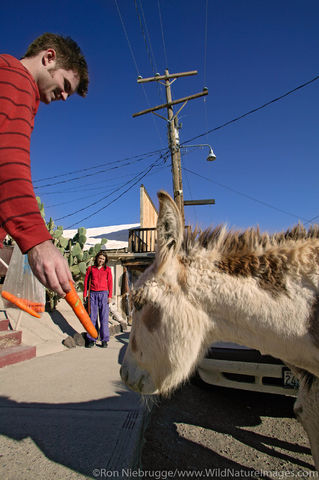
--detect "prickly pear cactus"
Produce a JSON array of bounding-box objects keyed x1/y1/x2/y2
[{"x1": 36, "y1": 196, "x2": 108, "y2": 310}]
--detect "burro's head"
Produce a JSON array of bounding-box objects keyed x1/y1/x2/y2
[{"x1": 120, "y1": 191, "x2": 210, "y2": 396}]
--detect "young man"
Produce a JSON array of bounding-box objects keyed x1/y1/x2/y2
[{"x1": 0, "y1": 33, "x2": 89, "y2": 297}]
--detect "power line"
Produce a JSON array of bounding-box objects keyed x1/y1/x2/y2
[
  {"x1": 34, "y1": 163, "x2": 137, "y2": 189},
  {"x1": 304, "y1": 214, "x2": 319, "y2": 225},
  {"x1": 157, "y1": 0, "x2": 168, "y2": 69},
  {"x1": 34, "y1": 153, "x2": 166, "y2": 189},
  {"x1": 181, "y1": 74, "x2": 319, "y2": 145},
  {"x1": 44, "y1": 163, "x2": 167, "y2": 208},
  {"x1": 56, "y1": 158, "x2": 164, "y2": 222},
  {"x1": 37, "y1": 175, "x2": 140, "y2": 196},
  {"x1": 203, "y1": 0, "x2": 208, "y2": 89},
  {"x1": 34, "y1": 74, "x2": 319, "y2": 186},
  {"x1": 202, "y1": 0, "x2": 210, "y2": 145},
  {"x1": 134, "y1": 0, "x2": 157, "y2": 72},
  {"x1": 115, "y1": 0, "x2": 165, "y2": 147},
  {"x1": 134, "y1": 0, "x2": 165, "y2": 103},
  {"x1": 64, "y1": 155, "x2": 167, "y2": 228},
  {"x1": 114, "y1": 0, "x2": 140, "y2": 75},
  {"x1": 46, "y1": 191, "x2": 107, "y2": 209},
  {"x1": 35, "y1": 72, "x2": 319, "y2": 199},
  {"x1": 33, "y1": 148, "x2": 167, "y2": 183},
  {"x1": 183, "y1": 167, "x2": 309, "y2": 222},
  {"x1": 38, "y1": 158, "x2": 169, "y2": 197},
  {"x1": 55, "y1": 153, "x2": 167, "y2": 223}
]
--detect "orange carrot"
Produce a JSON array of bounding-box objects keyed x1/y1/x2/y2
[
  {"x1": 20, "y1": 298, "x2": 45, "y2": 312},
  {"x1": 1, "y1": 290, "x2": 41, "y2": 318},
  {"x1": 25, "y1": 301, "x2": 45, "y2": 312},
  {"x1": 16, "y1": 299, "x2": 45, "y2": 313},
  {"x1": 31, "y1": 305, "x2": 45, "y2": 313},
  {"x1": 24, "y1": 302, "x2": 45, "y2": 313},
  {"x1": 64, "y1": 281, "x2": 98, "y2": 339}
]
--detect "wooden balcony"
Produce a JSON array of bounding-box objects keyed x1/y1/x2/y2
[{"x1": 128, "y1": 228, "x2": 157, "y2": 253}]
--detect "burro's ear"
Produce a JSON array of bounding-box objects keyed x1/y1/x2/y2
[{"x1": 156, "y1": 190, "x2": 183, "y2": 270}]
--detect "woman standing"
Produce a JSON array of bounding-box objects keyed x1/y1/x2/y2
[{"x1": 84, "y1": 251, "x2": 113, "y2": 348}]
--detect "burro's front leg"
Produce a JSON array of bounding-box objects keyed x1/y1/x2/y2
[{"x1": 293, "y1": 370, "x2": 319, "y2": 471}]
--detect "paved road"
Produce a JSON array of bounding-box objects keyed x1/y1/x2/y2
[{"x1": 141, "y1": 382, "x2": 316, "y2": 479}]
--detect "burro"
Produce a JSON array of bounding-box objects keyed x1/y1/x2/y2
[{"x1": 121, "y1": 190, "x2": 319, "y2": 471}]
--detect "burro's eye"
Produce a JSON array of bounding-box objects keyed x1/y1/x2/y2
[
  {"x1": 131, "y1": 296, "x2": 142, "y2": 311},
  {"x1": 134, "y1": 300, "x2": 143, "y2": 311},
  {"x1": 131, "y1": 288, "x2": 146, "y2": 311}
]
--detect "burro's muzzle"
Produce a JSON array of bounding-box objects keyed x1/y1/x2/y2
[{"x1": 120, "y1": 349, "x2": 158, "y2": 395}]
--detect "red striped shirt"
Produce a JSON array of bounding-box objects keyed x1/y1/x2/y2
[{"x1": 0, "y1": 54, "x2": 52, "y2": 253}]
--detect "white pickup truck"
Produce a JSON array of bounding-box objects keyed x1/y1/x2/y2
[{"x1": 197, "y1": 342, "x2": 299, "y2": 396}]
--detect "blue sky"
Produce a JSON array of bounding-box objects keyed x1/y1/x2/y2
[{"x1": 2, "y1": 1, "x2": 318, "y2": 233}]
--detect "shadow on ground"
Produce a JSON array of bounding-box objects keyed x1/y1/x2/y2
[
  {"x1": 0, "y1": 332, "x2": 138, "y2": 478},
  {"x1": 142, "y1": 382, "x2": 315, "y2": 477},
  {"x1": 0, "y1": 390, "x2": 139, "y2": 478},
  {"x1": 48, "y1": 309, "x2": 78, "y2": 337}
]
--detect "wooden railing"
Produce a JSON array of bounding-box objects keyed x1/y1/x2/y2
[{"x1": 128, "y1": 228, "x2": 157, "y2": 253}]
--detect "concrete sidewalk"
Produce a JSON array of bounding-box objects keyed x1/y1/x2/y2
[
  {"x1": 0, "y1": 331, "x2": 147, "y2": 479},
  {"x1": 0, "y1": 297, "x2": 125, "y2": 358}
]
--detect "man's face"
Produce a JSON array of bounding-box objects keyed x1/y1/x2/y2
[{"x1": 38, "y1": 67, "x2": 79, "y2": 104}]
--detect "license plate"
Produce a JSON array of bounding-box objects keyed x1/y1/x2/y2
[{"x1": 282, "y1": 368, "x2": 299, "y2": 388}]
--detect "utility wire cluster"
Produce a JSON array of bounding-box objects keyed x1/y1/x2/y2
[
  {"x1": 63, "y1": 153, "x2": 169, "y2": 229},
  {"x1": 182, "y1": 74, "x2": 319, "y2": 146},
  {"x1": 37, "y1": 68, "x2": 318, "y2": 228},
  {"x1": 36, "y1": 148, "x2": 169, "y2": 228},
  {"x1": 36, "y1": 2, "x2": 318, "y2": 228},
  {"x1": 183, "y1": 167, "x2": 310, "y2": 223}
]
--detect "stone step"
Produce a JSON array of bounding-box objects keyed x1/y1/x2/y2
[
  {"x1": 0, "y1": 309, "x2": 9, "y2": 321},
  {"x1": 0, "y1": 330, "x2": 22, "y2": 349},
  {"x1": 0, "y1": 344, "x2": 36, "y2": 368},
  {"x1": 0, "y1": 318, "x2": 9, "y2": 331}
]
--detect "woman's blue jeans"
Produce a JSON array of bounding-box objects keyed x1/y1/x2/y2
[{"x1": 87, "y1": 291, "x2": 110, "y2": 342}]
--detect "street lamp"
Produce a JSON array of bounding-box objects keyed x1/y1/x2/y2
[
  {"x1": 179, "y1": 144, "x2": 216, "y2": 162},
  {"x1": 178, "y1": 143, "x2": 217, "y2": 209}
]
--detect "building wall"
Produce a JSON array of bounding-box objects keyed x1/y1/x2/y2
[
  {"x1": 107, "y1": 260, "x2": 123, "y2": 308},
  {"x1": 140, "y1": 185, "x2": 158, "y2": 228}
]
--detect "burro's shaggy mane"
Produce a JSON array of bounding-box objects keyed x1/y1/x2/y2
[
  {"x1": 121, "y1": 191, "x2": 319, "y2": 471},
  {"x1": 184, "y1": 222, "x2": 319, "y2": 255},
  {"x1": 182, "y1": 223, "x2": 319, "y2": 298}
]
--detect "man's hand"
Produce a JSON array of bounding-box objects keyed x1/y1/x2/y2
[{"x1": 27, "y1": 240, "x2": 72, "y2": 297}]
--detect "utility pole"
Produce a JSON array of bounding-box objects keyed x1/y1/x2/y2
[{"x1": 132, "y1": 70, "x2": 208, "y2": 224}]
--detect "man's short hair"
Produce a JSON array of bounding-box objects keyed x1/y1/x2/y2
[{"x1": 22, "y1": 32, "x2": 89, "y2": 97}]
